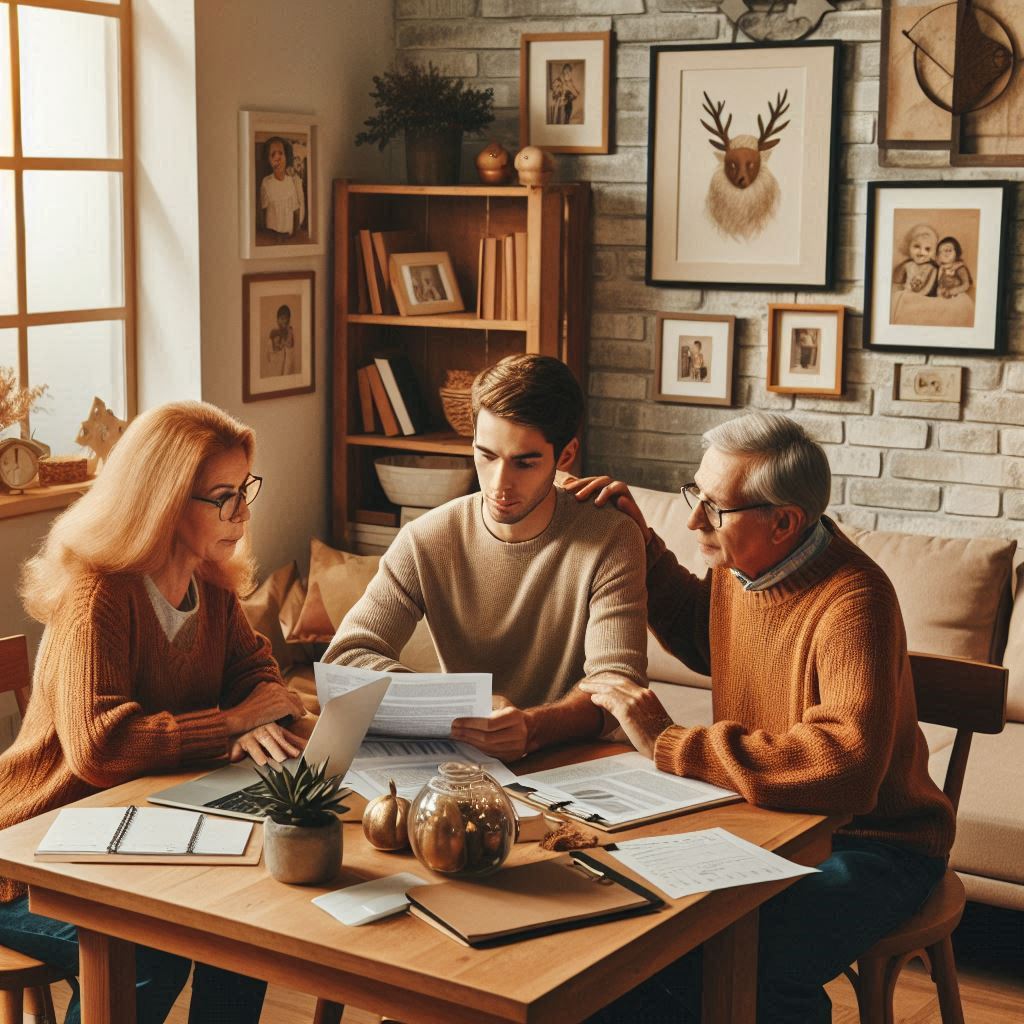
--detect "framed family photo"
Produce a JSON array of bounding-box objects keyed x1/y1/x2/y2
[
  {"x1": 242, "y1": 271, "x2": 315, "y2": 402},
  {"x1": 863, "y1": 180, "x2": 1013, "y2": 354},
  {"x1": 388, "y1": 252, "x2": 464, "y2": 317},
  {"x1": 646, "y1": 41, "x2": 840, "y2": 289},
  {"x1": 519, "y1": 31, "x2": 612, "y2": 154},
  {"x1": 767, "y1": 304, "x2": 845, "y2": 396},
  {"x1": 894, "y1": 364, "x2": 963, "y2": 404},
  {"x1": 655, "y1": 313, "x2": 735, "y2": 406},
  {"x1": 239, "y1": 110, "x2": 321, "y2": 259}
]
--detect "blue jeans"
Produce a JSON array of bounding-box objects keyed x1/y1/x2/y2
[
  {"x1": 0, "y1": 896, "x2": 267, "y2": 1024},
  {"x1": 585, "y1": 835, "x2": 948, "y2": 1024}
]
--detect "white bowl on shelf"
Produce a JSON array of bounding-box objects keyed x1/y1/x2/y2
[{"x1": 374, "y1": 454, "x2": 475, "y2": 509}]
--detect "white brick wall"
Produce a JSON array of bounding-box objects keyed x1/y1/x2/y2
[{"x1": 394, "y1": 1, "x2": 1024, "y2": 542}]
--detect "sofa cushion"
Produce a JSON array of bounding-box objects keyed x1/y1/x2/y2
[
  {"x1": 239, "y1": 562, "x2": 301, "y2": 673},
  {"x1": 839, "y1": 526, "x2": 1015, "y2": 665},
  {"x1": 929, "y1": 723, "x2": 1024, "y2": 886},
  {"x1": 630, "y1": 485, "x2": 712, "y2": 690},
  {"x1": 1002, "y1": 550, "x2": 1024, "y2": 722}
]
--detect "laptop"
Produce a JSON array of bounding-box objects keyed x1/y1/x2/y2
[{"x1": 148, "y1": 675, "x2": 391, "y2": 821}]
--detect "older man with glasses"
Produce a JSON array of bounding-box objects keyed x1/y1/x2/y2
[{"x1": 567, "y1": 411, "x2": 953, "y2": 1024}]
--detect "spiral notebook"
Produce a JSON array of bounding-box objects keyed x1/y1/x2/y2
[{"x1": 35, "y1": 806, "x2": 260, "y2": 864}]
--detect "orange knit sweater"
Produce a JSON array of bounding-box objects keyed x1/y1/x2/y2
[
  {"x1": 0, "y1": 572, "x2": 289, "y2": 902},
  {"x1": 649, "y1": 520, "x2": 955, "y2": 859}
]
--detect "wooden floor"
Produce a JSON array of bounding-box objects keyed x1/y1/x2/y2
[{"x1": 47, "y1": 901, "x2": 1024, "y2": 1023}]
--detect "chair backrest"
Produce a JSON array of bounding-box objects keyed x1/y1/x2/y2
[
  {"x1": 0, "y1": 634, "x2": 32, "y2": 717},
  {"x1": 909, "y1": 651, "x2": 1008, "y2": 814}
]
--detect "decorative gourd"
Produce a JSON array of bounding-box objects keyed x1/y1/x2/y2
[
  {"x1": 475, "y1": 140, "x2": 513, "y2": 184},
  {"x1": 513, "y1": 145, "x2": 555, "y2": 187},
  {"x1": 362, "y1": 778, "x2": 411, "y2": 851}
]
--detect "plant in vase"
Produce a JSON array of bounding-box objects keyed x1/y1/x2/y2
[
  {"x1": 253, "y1": 756, "x2": 348, "y2": 885},
  {"x1": 354, "y1": 61, "x2": 495, "y2": 185}
]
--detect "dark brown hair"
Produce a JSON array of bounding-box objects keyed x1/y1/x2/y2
[{"x1": 471, "y1": 354, "x2": 583, "y2": 456}]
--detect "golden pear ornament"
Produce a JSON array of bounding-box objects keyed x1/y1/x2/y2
[{"x1": 361, "y1": 778, "x2": 411, "y2": 851}]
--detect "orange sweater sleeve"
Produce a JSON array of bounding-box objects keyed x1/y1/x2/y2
[{"x1": 654, "y1": 580, "x2": 904, "y2": 816}]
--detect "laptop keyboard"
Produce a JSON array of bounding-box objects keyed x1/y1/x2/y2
[{"x1": 204, "y1": 782, "x2": 270, "y2": 817}]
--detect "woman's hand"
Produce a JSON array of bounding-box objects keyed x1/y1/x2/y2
[
  {"x1": 229, "y1": 722, "x2": 307, "y2": 765},
  {"x1": 577, "y1": 678, "x2": 674, "y2": 759},
  {"x1": 562, "y1": 475, "x2": 651, "y2": 542},
  {"x1": 222, "y1": 684, "x2": 306, "y2": 737}
]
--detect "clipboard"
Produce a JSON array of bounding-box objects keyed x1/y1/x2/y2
[{"x1": 406, "y1": 853, "x2": 664, "y2": 947}]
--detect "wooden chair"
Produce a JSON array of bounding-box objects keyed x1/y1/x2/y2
[
  {"x1": 843, "y1": 650, "x2": 1008, "y2": 1024},
  {"x1": 0, "y1": 635, "x2": 68, "y2": 1024}
]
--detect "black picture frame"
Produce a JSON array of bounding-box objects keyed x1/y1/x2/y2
[
  {"x1": 863, "y1": 180, "x2": 1013, "y2": 355},
  {"x1": 645, "y1": 40, "x2": 841, "y2": 291}
]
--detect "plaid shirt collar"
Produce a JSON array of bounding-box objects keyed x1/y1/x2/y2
[{"x1": 730, "y1": 519, "x2": 831, "y2": 592}]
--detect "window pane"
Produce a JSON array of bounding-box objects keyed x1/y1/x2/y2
[
  {"x1": 24, "y1": 171, "x2": 124, "y2": 313},
  {"x1": 18, "y1": 6, "x2": 120, "y2": 159},
  {"x1": 0, "y1": 329, "x2": 19, "y2": 440},
  {"x1": 28, "y1": 321, "x2": 125, "y2": 452},
  {"x1": 0, "y1": 8, "x2": 12, "y2": 156},
  {"x1": 0, "y1": 171, "x2": 15, "y2": 315}
]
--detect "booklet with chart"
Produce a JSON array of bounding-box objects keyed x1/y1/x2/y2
[
  {"x1": 506, "y1": 752, "x2": 741, "y2": 832},
  {"x1": 35, "y1": 806, "x2": 259, "y2": 864}
]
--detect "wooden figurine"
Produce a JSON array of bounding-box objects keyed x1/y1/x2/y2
[
  {"x1": 76, "y1": 396, "x2": 128, "y2": 473},
  {"x1": 513, "y1": 146, "x2": 555, "y2": 187},
  {"x1": 475, "y1": 141, "x2": 514, "y2": 184}
]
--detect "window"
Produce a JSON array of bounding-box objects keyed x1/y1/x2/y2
[{"x1": 0, "y1": 0, "x2": 135, "y2": 453}]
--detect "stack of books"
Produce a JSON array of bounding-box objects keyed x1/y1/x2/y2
[
  {"x1": 354, "y1": 229, "x2": 421, "y2": 315},
  {"x1": 347, "y1": 520, "x2": 400, "y2": 556},
  {"x1": 476, "y1": 232, "x2": 527, "y2": 322},
  {"x1": 356, "y1": 355, "x2": 427, "y2": 437}
]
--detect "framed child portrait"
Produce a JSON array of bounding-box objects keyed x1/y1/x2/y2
[
  {"x1": 863, "y1": 180, "x2": 1013, "y2": 354},
  {"x1": 519, "y1": 31, "x2": 612, "y2": 154},
  {"x1": 388, "y1": 252, "x2": 464, "y2": 317},
  {"x1": 767, "y1": 304, "x2": 845, "y2": 396},
  {"x1": 655, "y1": 313, "x2": 735, "y2": 407},
  {"x1": 239, "y1": 110, "x2": 321, "y2": 259},
  {"x1": 242, "y1": 271, "x2": 315, "y2": 402}
]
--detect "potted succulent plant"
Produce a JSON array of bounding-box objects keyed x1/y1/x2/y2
[
  {"x1": 355, "y1": 61, "x2": 495, "y2": 185},
  {"x1": 253, "y1": 757, "x2": 348, "y2": 885}
]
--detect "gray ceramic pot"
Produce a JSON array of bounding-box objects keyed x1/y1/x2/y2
[{"x1": 264, "y1": 817, "x2": 342, "y2": 885}]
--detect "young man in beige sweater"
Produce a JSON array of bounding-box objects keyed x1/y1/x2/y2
[{"x1": 323, "y1": 355, "x2": 648, "y2": 760}]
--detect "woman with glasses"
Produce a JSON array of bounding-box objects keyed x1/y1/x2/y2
[{"x1": 0, "y1": 400, "x2": 307, "y2": 1024}]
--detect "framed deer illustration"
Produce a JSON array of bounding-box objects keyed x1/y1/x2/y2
[{"x1": 646, "y1": 42, "x2": 840, "y2": 289}]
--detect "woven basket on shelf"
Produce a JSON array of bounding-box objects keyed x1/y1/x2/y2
[
  {"x1": 38, "y1": 455, "x2": 89, "y2": 486},
  {"x1": 439, "y1": 386, "x2": 473, "y2": 437}
]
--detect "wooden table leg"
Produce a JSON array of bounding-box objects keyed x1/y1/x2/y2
[
  {"x1": 701, "y1": 909, "x2": 758, "y2": 1024},
  {"x1": 79, "y1": 929, "x2": 136, "y2": 1024}
]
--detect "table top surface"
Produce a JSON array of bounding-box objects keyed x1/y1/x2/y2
[{"x1": 0, "y1": 742, "x2": 841, "y2": 1022}]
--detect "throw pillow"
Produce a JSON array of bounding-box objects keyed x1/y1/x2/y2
[{"x1": 239, "y1": 562, "x2": 301, "y2": 674}]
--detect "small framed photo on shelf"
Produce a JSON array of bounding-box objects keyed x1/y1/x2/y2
[
  {"x1": 646, "y1": 41, "x2": 840, "y2": 289},
  {"x1": 863, "y1": 180, "x2": 1012, "y2": 354},
  {"x1": 655, "y1": 313, "x2": 735, "y2": 407},
  {"x1": 894, "y1": 364, "x2": 963, "y2": 404},
  {"x1": 519, "y1": 31, "x2": 612, "y2": 154},
  {"x1": 388, "y1": 252, "x2": 464, "y2": 317},
  {"x1": 239, "y1": 110, "x2": 320, "y2": 259},
  {"x1": 767, "y1": 304, "x2": 845, "y2": 396},
  {"x1": 242, "y1": 271, "x2": 315, "y2": 402}
]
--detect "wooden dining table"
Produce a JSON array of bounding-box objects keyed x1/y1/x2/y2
[{"x1": 0, "y1": 742, "x2": 846, "y2": 1024}]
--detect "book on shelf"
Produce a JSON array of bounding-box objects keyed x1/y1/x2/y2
[
  {"x1": 372, "y1": 230, "x2": 420, "y2": 315},
  {"x1": 359, "y1": 229, "x2": 386, "y2": 315},
  {"x1": 356, "y1": 366, "x2": 378, "y2": 433},
  {"x1": 374, "y1": 355, "x2": 426, "y2": 436},
  {"x1": 364, "y1": 363, "x2": 401, "y2": 436},
  {"x1": 476, "y1": 237, "x2": 485, "y2": 319},
  {"x1": 348, "y1": 521, "x2": 400, "y2": 544},
  {"x1": 514, "y1": 231, "x2": 527, "y2": 321},
  {"x1": 354, "y1": 235, "x2": 370, "y2": 314},
  {"x1": 494, "y1": 238, "x2": 505, "y2": 320},
  {"x1": 481, "y1": 237, "x2": 498, "y2": 320},
  {"x1": 503, "y1": 235, "x2": 516, "y2": 323},
  {"x1": 399, "y1": 505, "x2": 429, "y2": 527},
  {"x1": 355, "y1": 508, "x2": 399, "y2": 527}
]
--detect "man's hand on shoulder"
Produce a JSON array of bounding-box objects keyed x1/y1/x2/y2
[
  {"x1": 562, "y1": 474, "x2": 651, "y2": 543},
  {"x1": 450, "y1": 700, "x2": 530, "y2": 761},
  {"x1": 578, "y1": 676, "x2": 674, "y2": 759}
]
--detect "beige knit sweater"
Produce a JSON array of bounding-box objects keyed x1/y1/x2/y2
[
  {"x1": 324, "y1": 488, "x2": 648, "y2": 707},
  {"x1": 648, "y1": 519, "x2": 955, "y2": 859},
  {"x1": 0, "y1": 572, "x2": 290, "y2": 902}
]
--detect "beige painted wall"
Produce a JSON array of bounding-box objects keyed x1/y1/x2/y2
[{"x1": 194, "y1": 0, "x2": 394, "y2": 578}]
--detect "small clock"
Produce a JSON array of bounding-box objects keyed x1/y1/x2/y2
[{"x1": 0, "y1": 438, "x2": 50, "y2": 492}]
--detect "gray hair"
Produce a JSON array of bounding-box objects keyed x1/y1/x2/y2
[{"x1": 703, "y1": 412, "x2": 830, "y2": 523}]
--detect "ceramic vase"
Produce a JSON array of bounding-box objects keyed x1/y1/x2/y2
[
  {"x1": 264, "y1": 817, "x2": 342, "y2": 885},
  {"x1": 405, "y1": 126, "x2": 463, "y2": 185}
]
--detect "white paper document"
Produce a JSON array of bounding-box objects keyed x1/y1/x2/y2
[
  {"x1": 607, "y1": 827, "x2": 818, "y2": 900},
  {"x1": 313, "y1": 872, "x2": 432, "y2": 926},
  {"x1": 511, "y1": 752, "x2": 739, "y2": 827},
  {"x1": 315, "y1": 662, "x2": 491, "y2": 738}
]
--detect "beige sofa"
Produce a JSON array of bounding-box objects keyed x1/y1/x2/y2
[
  {"x1": 630, "y1": 483, "x2": 1024, "y2": 914},
  {"x1": 246, "y1": 488, "x2": 1023, "y2": 913}
]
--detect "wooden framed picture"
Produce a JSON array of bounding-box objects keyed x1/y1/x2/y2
[
  {"x1": 863, "y1": 180, "x2": 1013, "y2": 354},
  {"x1": 767, "y1": 304, "x2": 845, "y2": 396},
  {"x1": 519, "y1": 31, "x2": 612, "y2": 154},
  {"x1": 242, "y1": 271, "x2": 315, "y2": 402},
  {"x1": 388, "y1": 252, "x2": 464, "y2": 317},
  {"x1": 655, "y1": 313, "x2": 735, "y2": 406},
  {"x1": 646, "y1": 41, "x2": 840, "y2": 289},
  {"x1": 239, "y1": 110, "x2": 321, "y2": 259},
  {"x1": 894, "y1": 364, "x2": 963, "y2": 403}
]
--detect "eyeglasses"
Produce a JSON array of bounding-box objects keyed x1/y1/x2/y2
[
  {"x1": 680, "y1": 482, "x2": 772, "y2": 530},
  {"x1": 191, "y1": 474, "x2": 262, "y2": 521}
]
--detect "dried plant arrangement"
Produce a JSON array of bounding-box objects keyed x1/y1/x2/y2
[{"x1": 0, "y1": 366, "x2": 46, "y2": 433}]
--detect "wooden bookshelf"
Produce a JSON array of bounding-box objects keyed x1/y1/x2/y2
[{"x1": 332, "y1": 181, "x2": 591, "y2": 546}]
